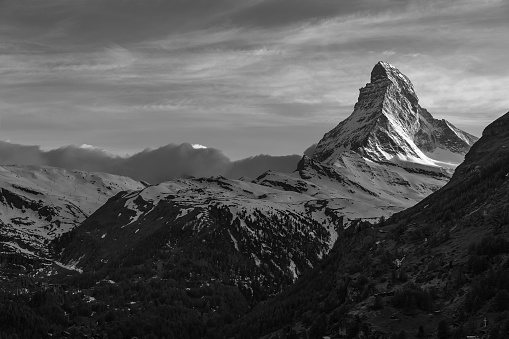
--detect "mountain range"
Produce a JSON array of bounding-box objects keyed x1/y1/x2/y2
[
  {"x1": 55, "y1": 61, "x2": 476, "y2": 299},
  {"x1": 1, "y1": 62, "x2": 499, "y2": 339}
]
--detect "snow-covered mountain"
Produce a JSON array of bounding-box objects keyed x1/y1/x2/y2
[
  {"x1": 254, "y1": 154, "x2": 447, "y2": 225},
  {"x1": 58, "y1": 176, "x2": 342, "y2": 301},
  {"x1": 0, "y1": 165, "x2": 145, "y2": 264},
  {"x1": 314, "y1": 61, "x2": 477, "y2": 167},
  {"x1": 258, "y1": 62, "x2": 478, "y2": 224}
]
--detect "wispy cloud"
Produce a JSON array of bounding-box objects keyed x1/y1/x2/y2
[{"x1": 0, "y1": 0, "x2": 508, "y2": 158}]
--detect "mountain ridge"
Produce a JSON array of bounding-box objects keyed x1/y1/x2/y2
[{"x1": 0, "y1": 165, "x2": 145, "y2": 271}]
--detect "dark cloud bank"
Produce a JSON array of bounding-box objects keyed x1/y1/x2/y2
[{"x1": 0, "y1": 141, "x2": 302, "y2": 184}]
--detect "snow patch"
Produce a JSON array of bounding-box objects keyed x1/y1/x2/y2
[
  {"x1": 289, "y1": 259, "x2": 298, "y2": 281},
  {"x1": 54, "y1": 260, "x2": 83, "y2": 273},
  {"x1": 176, "y1": 208, "x2": 193, "y2": 219},
  {"x1": 228, "y1": 230, "x2": 239, "y2": 251},
  {"x1": 191, "y1": 144, "x2": 207, "y2": 149},
  {"x1": 252, "y1": 254, "x2": 261, "y2": 267}
]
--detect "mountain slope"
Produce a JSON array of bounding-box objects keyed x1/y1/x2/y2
[
  {"x1": 253, "y1": 154, "x2": 447, "y2": 225},
  {"x1": 0, "y1": 165, "x2": 145, "y2": 266},
  {"x1": 38, "y1": 176, "x2": 346, "y2": 337},
  {"x1": 57, "y1": 176, "x2": 342, "y2": 300},
  {"x1": 229, "y1": 111, "x2": 509, "y2": 339}
]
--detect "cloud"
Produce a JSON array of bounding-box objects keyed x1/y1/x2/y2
[
  {"x1": 121, "y1": 144, "x2": 230, "y2": 183},
  {"x1": 0, "y1": 141, "x2": 46, "y2": 165},
  {"x1": 0, "y1": 140, "x2": 301, "y2": 184}
]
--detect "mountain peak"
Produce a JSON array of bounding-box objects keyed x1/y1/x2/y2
[
  {"x1": 371, "y1": 61, "x2": 405, "y2": 82},
  {"x1": 313, "y1": 62, "x2": 478, "y2": 165},
  {"x1": 370, "y1": 61, "x2": 418, "y2": 106}
]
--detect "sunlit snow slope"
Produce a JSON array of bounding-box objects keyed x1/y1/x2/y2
[{"x1": 0, "y1": 165, "x2": 145, "y2": 260}]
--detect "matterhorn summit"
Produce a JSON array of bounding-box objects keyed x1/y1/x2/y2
[{"x1": 313, "y1": 61, "x2": 478, "y2": 168}]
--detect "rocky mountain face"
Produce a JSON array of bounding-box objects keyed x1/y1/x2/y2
[
  {"x1": 0, "y1": 165, "x2": 144, "y2": 269},
  {"x1": 230, "y1": 112, "x2": 509, "y2": 339},
  {"x1": 313, "y1": 61, "x2": 478, "y2": 166}
]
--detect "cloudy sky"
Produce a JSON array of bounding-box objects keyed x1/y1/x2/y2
[{"x1": 1, "y1": 0, "x2": 508, "y2": 162}]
